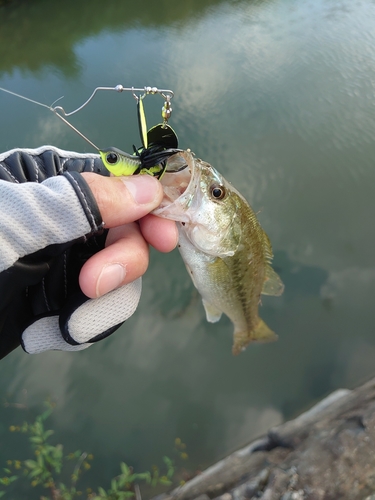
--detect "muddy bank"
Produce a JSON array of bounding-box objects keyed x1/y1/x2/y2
[{"x1": 154, "y1": 377, "x2": 375, "y2": 500}]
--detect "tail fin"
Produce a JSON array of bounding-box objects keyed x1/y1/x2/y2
[{"x1": 232, "y1": 318, "x2": 278, "y2": 355}]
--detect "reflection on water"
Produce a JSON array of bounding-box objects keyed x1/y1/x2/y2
[
  {"x1": 1, "y1": 0, "x2": 375, "y2": 496},
  {"x1": 0, "y1": 0, "x2": 228, "y2": 76}
]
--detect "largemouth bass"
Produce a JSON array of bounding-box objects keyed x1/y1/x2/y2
[{"x1": 153, "y1": 150, "x2": 284, "y2": 355}]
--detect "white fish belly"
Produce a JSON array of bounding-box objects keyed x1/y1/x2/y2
[{"x1": 177, "y1": 227, "x2": 248, "y2": 330}]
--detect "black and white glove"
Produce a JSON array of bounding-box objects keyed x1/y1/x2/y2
[{"x1": 0, "y1": 146, "x2": 141, "y2": 359}]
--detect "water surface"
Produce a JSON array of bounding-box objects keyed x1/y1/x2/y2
[{"x1": 1, "y1": 0, "x2": 375, "y2": 495}]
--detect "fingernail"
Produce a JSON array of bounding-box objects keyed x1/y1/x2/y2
[
  {"x1": 96, "y1": 263, "x2": 126, "y2": 297},
  {"x1": 121, "y1": 176, "x2": 160, "y2": 205}
]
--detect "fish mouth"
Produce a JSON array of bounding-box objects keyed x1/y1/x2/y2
[{"x1": 153, "y1": 150, "x2": 198, "y2": 221}]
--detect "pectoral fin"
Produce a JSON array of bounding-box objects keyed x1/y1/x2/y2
[
  {"x1": 232, "y1": 318, "x2": 278, "y2": 355},
  {"x1": 202, "y1": 299, "x2": 222, "y2": 323},
  {"x1": 261, "y1": 264, "x2": 284, "y2": 296},
  {"x1": 261, "y1": 229, "x2": 284, "y2": 296}
]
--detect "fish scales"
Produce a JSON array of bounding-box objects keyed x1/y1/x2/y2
[{"x1": 205, "y1": 195, "x2": 268, "y2": 353}]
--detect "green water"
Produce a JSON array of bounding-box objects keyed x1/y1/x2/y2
[{"x1": 1, "y1": 0, "x2": 375, "y2": 496}]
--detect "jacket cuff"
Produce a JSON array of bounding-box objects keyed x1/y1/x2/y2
[{"x1": 62, "y1": 171, "x2": 104, "y2": 234}]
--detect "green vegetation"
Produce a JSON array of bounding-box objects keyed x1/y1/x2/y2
[{"x1": 0, "y1": 402, "x2": 189, "y2": 500}]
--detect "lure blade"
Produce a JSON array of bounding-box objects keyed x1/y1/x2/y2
[
  {"x1": 147, "y1": 124, "x2": 178, "y2": 149},
  {"x1": 137, "y1": 98, "x2": 148, "y2": 149}
]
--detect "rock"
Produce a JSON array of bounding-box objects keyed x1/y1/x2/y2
[
  {"x1": 153, "y1": 377, "x2": 375, "y2": 500},
  {"x1": 213, "y1": 493, "x2": 232, "y2": 500}
]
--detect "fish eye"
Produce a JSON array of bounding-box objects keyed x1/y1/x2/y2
[
  {"x1": 210, "y1": 184, "x2": 226, "y2": 200},
  {"x1": 106, "y1": 152, "x2": 119, "y2": 165}
]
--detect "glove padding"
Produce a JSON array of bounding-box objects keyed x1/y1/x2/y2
[{"x1": 0, "y1": 147, "x2": 141, "y2": 359}]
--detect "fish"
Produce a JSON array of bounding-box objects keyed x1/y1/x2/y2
[{"x1": 153, "y1": 150, "x2": 284, "y2": 355}]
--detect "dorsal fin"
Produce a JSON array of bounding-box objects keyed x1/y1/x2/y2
[{"x1": 262, "y1": 230, "x2": 274, "y2": 263}]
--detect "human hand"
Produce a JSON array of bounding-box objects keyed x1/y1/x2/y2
[
  {"x1": 0, "y1": 147, "x2": 176, "y2": 358},
  {"x1": 79, "y1": 173, "x2": 177, "y2": 299}
]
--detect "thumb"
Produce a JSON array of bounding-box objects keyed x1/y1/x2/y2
[{"x1": 81, "y1": 172, "x2": 163, "y2": 227}]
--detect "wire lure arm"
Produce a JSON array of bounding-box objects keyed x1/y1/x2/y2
[
  {"x1": 0, "y1": 84, "x2": 174, "y2": 125},
  {"x1": 54, "y1": 85, "x2": 174, "y2": 125},
  {"x1": 0, "y1": 86, "x2": 100, "y2": 150}
]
